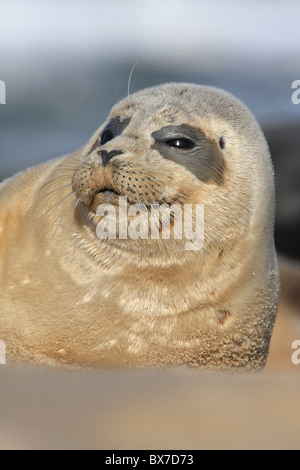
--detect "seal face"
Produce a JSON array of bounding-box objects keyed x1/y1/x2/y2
[{"x1": 0, "y1": 83, "x2": 279, "y2": 370}]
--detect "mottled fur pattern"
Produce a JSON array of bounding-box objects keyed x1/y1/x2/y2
[{"x1": 0, "y1": 83, "x2": 279, "y2": 369}]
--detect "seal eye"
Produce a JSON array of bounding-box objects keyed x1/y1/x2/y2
[
  {"x1": 165, "y1": 138, "x2": 195, "y2": 149},
  {"x1": 101, "y1": 130, "x2": 114, "y2": 146}
]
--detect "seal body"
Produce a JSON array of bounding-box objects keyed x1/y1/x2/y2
[{"x1": 0, "y1": 83, "x2": 279, "y2": 369}]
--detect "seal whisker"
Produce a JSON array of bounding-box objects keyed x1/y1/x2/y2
[
  {"x1": 127, "y1": 60, "x2": 138, "y2": 97},
  {"x1": 114, "y1": 82, "x2": 121, "y2": 102},
  {"x1": 49, "y1": 196, "x2": 78, "y2": 240},
  {"x1": 29, "y1": 158, "x2": 79, "y2": 218},
  {"x1": 39, "y1": 190, "x2": 75, "y2": 221},
  {"x1": 28, "y1": 181, "x2": 74, "y2": 222},
  {"x1": 28, "y1": 191, "x2": 75, "y2": 243},
  {"x1": 33, "y1": 183, "x2": 73, "y2": 205}
]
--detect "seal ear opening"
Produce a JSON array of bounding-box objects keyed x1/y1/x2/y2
[{"x1": 219, "y1": 137, "x2": 225, "y2": 150}]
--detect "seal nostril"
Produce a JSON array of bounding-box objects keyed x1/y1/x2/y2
[{"x1": 98, "y1": 149, "x2": 123, "y2": 166}]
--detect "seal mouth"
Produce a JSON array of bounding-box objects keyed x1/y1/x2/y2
[
  {"x1": 95, "y1": 187, "x2": 119, "y2": 196},
  {"x1": 91, "y1": 187, "x2": 121, "y2": 213}
]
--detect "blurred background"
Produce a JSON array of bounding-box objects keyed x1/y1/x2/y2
[{"x1": 0, "y1": 0, "x2": 300, "y2": 259}]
